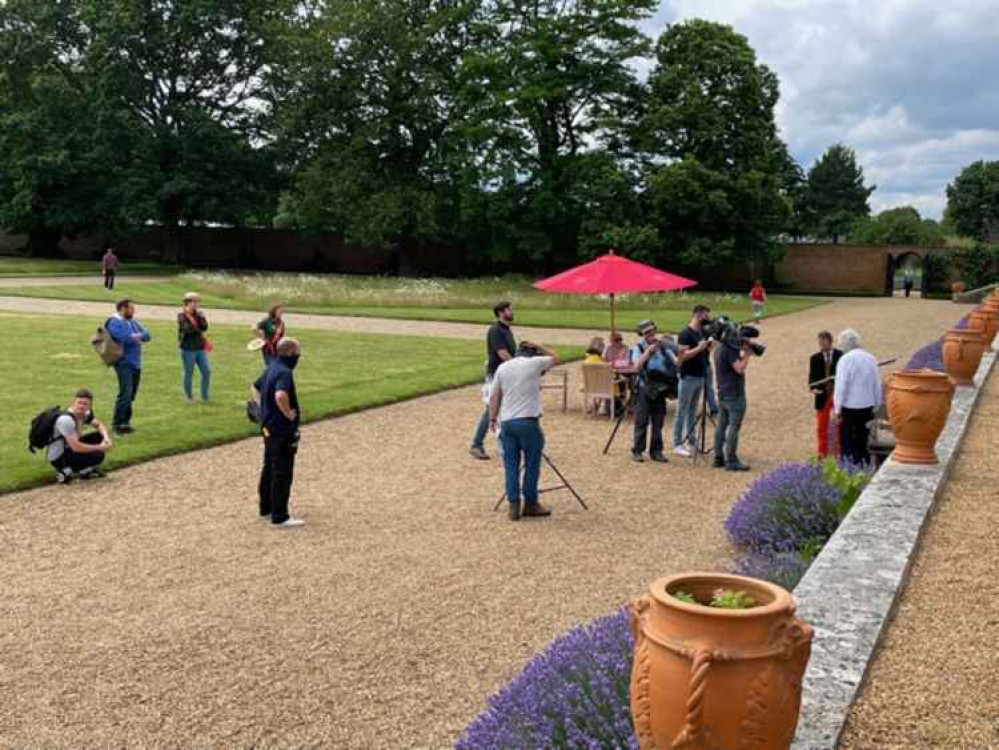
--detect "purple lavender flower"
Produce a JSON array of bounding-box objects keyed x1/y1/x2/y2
[
  {"x1": 724, "y1": 463, "x2": 842, "y2": 555},
  {"x1": 733, "y1": 551, "x2": 810, "y2": 591},
  {"x1": 905, "y1": 338, "x2": 944, "y2": 371},
  {"x1": 457, "y1": 608, "x2": 639, "y2": 750}
]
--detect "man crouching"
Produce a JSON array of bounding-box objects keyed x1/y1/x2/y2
[
  {"x1": 489, "y1": 342, "x2": 559, "y2": 521},
  {"x1": 49, "y1": 389, "x2": 112, "y2": 483}
]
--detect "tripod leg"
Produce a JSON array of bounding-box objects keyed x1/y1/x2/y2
[
  {"x1": 493, "y1": 492, "x2": 506, "y2": 512},
  {"x1": 603, "y1": 410, "x2": 627, "y2": 455},
  {"x1": 542, "y1": 453, "x2": 588, "y2": 510}
]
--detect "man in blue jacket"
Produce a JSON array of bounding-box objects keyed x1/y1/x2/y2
[{"x1": 107, "y1": 299, "x2": 151, "y2": 435}]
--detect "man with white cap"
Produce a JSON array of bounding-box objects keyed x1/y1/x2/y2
[{"x1": 177, "y1": 292, "x2": 212, "y2": 403}]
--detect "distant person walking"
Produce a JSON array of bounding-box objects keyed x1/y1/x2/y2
[
  {"x1": 255, "y1": 304, "x2": 286, "y2": 365},
  {"x1": 903, "y1": 273, "x2": 914, "y2": 298},
  {"x1": 178, "y1": 292, "x2": 211, "y2": 403},
  {"x1": 101, "y1": 248, "x2": 119, "y2": 290},
  {"x1": 254, "y1": 338, "x2": 304, "y2": 528},
  {"x1": 750, "y1": 280, "x2": 767, "y2": 321},
  {"x1": 107, "y1": 299, "x2": 151, "y2": 435},
  {"x1": 46, "y1": 389, "x2": 112, "y2": 483},
  {"x1": 469, "y1": 300, "x2": 516, "y2": 460}
]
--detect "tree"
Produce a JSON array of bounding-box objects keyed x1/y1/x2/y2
[
  {"x1": 848, "y1": 206, "x2": 943, "y2": 246},
  {"x1": 454, "y1": 0, "x2": 655, "y2": 268},
  {"x1": 805, "y1": 144, "x2": 875, "y2": 243},
  {"x1": 638, "y1": 20, "x2": 793, "y2": 272},
  {"x1": 944, "y1": 160, "x2": 999, "y2": 242}
]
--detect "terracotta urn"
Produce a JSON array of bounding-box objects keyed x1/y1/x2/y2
[
  {"x1": 630, "y1": 573, "x2": 812, "y2": 750},
  {"x1": 942, "y1": 328, "x2": 985, "y2": 386},
  {"x1": 885, "y1": 370, "x2": 955, "y2": 464},
  {"x1": 966, "y1": 310, "x2": 997, "y2": 346}
]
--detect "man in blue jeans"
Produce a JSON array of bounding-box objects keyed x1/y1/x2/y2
[
  {"x1": 106, "y1": 299, "x2": 151, "y2": 435},
  {"x1": 713, "y1": 338, "x2": 751, "y2": 471},
  {"x1": 489, "y1": 342, "x2": 559, "y2": 521},
  {"x1": 673, "y1": 305, "x2": 712, "y2": 457},
  {"x1": 470, "y1": 300, "x2": 517, "y2": 460}
]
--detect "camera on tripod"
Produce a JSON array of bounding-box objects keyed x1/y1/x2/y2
[{"x1": 702, "y1": 315, "x2": 767, "y2": 357}]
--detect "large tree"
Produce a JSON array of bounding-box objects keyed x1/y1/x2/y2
[
  {"x1": 638, "y1": 20, "x2": 794, "y2": 272},
  {"x1": 805, "y1": 143, "x2": 875, "y2": 243},
  {"x1": 848, "y1": 206, "x2": 943, "y2": 246},
  {"x1": 454, "y1": 0, "x2": 655, "y2": 268},
  {"x1": 944, "y1": 160, "x2": 999, "y2": 242},
  {"x1": 0, "y1": 0, "x2": 290, "y2": 261}
]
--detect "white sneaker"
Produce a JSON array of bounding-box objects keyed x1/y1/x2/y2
[
  {"x1": 273, "y1": 518, "x2": 305, "y2": 528},
  {"x1": 673, "y1": 445, "x2": 693, "y2": 458}
]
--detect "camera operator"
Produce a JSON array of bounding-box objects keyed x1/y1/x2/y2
[
  {"x1": 672, "y1": 305, "x2": 712, "y2": 457},
  {"x1": 713, "y1": 331, "x2": 753, "y2": 471},
  {"x1": 628, "y1": 320, "x2": 678, "y2": 463}
]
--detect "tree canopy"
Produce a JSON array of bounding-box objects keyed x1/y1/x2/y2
[
  {"x1": 804, "y1": 144, "x2": 875, "y2": 243},
  {"x1": 848, "y1": 206, "x2": 943, "y2": 246},
  {"x1": 945, "y1": 160, "x2": 999, "y2": 243}
]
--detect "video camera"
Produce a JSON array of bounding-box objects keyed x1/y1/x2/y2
[{"x1": 702, "y1": 315, "x2": 766, "y2": 357}]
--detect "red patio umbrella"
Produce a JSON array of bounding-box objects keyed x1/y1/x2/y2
[{"x1": 533, "y1": 250, "x2": 697, "y2": 333}]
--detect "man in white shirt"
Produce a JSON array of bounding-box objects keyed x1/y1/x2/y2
[
  {"x1": 833, "y1": 329, "x2": 883, "y2": 465},
  {"x1": 489, "y1": 342, "x2": 559, "y2": 521},
  {"x1": 47, "y1": 389, "x2": 113, "y2": 483}
]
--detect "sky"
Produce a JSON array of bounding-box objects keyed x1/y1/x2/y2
[{"x1": 642, "y1": 0, "x2": 999, "y2": 218}]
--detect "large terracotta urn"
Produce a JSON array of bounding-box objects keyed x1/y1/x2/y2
[
  {"x1": 630, "y1": 573, "x2": 812, "y2": 750},
  {"x1": 967, "y1": 310, "x2": 997, "y2": 346},
  {"x1": 942, "y1": 328, "x2": 985, "y2": 386},
  {"x1": 885, "y1": 370, "x2": 955, "y2": 464}
]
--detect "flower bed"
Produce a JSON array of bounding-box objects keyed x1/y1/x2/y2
[{"x1": 904, "y1": 315, "x2": 968, "y2": 371}]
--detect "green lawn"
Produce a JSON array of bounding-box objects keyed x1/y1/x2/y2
[
  {"x1": 0, "y1": 272, "x2": 826, "y2": 332},
  {"x1": 1, "y1": 312, "x2": 492, "y2": 494},
  {"x1": 0, "y1": 256, "x2": 179, "y2": 276}
]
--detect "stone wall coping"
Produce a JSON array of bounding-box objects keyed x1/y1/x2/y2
[{"x1": 790, "y1": 344, "x2": 997, "y2": 749}]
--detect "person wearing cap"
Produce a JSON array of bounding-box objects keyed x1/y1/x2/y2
[
  {"x1": 629, "y1": 320, "x2": 678, "y2": 463},
  {"x1": 177, "y1": 292, "x2": 211, "y2": 403},
  {"x1": 489, "y1": 341, "x2": 559, "y2": 521}
]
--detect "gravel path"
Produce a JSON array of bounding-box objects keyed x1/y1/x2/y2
[
  {"x1": 0, "y1": 297, "x2": 967, "y2": 749},
  {"x1": 0, "y1": 294, "x2": 597, "y2": 346},
  {"x1": 840, "y1": 368, "x2": 999, "y2": 749}
]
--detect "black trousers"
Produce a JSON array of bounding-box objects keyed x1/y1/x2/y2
[
  {"x1": 632, "y1": 391, "x2": 666, "y2": 456},
  {"x1": 104, "y1": 270, "x2": 115, "y2": 289},
  {"x1": 259, "y1": 430, "x2": 298, "y2": 524},
  {"x1": 839, "y1": 406, "x2": 873, "y2": 465},
  {"x1": 51, "y1": 432, "x2": 105, "y2": 474}
]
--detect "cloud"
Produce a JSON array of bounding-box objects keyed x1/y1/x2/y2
[{"x1": 641, "y1": 0, "x2": 999, "y2": 218}]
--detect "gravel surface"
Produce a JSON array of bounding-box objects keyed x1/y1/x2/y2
[
  {"x1": 840, "y1": 368, "x2": 999, "y2": 750},
  {"x1": 0, "y1": 297, "x2": 968, "y2": 749}
]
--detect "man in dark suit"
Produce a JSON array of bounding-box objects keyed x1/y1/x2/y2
[{"x1": 808, "y1": 331, "x2": 843, "y2": 457}]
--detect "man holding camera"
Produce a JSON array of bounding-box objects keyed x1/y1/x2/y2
[
  {"x1": 629, "y1": 320, "x2": 678, "y2": 463},
  {"x1": 470, "y1": 300, "x2": 516, "y2": 460},
  {"x1": 713, "y1": 334, "x2": 752, "y2": 471},
  {"x1": 673, "y1": 305, "x2": 712, "y2": 457},
  {"x1": 489, "y1": 342, "x2": 559, "y2": 521}
]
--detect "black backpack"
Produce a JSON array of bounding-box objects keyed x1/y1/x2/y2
[{"x1": 29, "y1": 406, "x2": 65, "y2": 453}]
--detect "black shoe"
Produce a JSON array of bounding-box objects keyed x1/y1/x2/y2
[
  {"x1": 631, "y1": 452, "x2": 645, "y2": 463},
  {"x1": 522, "y1": 503, "x2": 552, "y2": 518},
  {"x1": 79, "y1": 468, "x2": 106, "y2": 480},
  {"x1": 508, "y1": 501, "x2": 521, "y2": 521},
  {"x1": 726, "y1": 461, "x2": 751, "y2": 472},
  {"x1": 712, "y1": 459, "x2": 725, "y2": 469},
  {"x1": 114, "y1": 425, "x2": 134, "y2": 435},
  {"x1": 650, "y1": 453, "x2": 669, "y2": 463},
  {"x1": 54, "y1": 471, "x2": 73, "y2": 485}
]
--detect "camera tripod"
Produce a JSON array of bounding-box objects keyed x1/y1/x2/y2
[
  {"x1": 602, "y1": 375, "x2": 637, "y2": 455},
  {"x1": 679, "y1": 378, "x2": 716, "y2": 464},
  {"x1": 492, "y1": 451, "x2": 587, "y2": 511}
]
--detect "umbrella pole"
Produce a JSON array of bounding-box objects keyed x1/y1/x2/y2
[{"x1": 610, "y1": 293, "x2": 616, "y2": 334}]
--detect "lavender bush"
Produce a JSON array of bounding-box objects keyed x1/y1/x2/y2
[
  {"x1": 733, "y1": 551, "x2": 811, "y2": 591},
  {"x1": 457, "y1": 608, "x2": 638, "y2": 749},
  {"x1": 905, "y1": 338, "x2": 944, "y2": 371},
  {"x1": 725, "y1": 463, "x2": 843, "y2": 556}
]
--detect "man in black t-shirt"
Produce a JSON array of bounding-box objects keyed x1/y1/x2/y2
[
  {"x1": 672, "y1": 305, "x2": 712, "y2": 457},
  {"x1": 253, "y1": 337, "x2": 305, "y2": 527},
  {"x1": 470, "y1": 300, "x2": 516, "y2": 460}
]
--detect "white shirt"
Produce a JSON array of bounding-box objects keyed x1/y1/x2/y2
[
  {"x1": 493, "y1": 356, "x2": 555, "y2": 422},
  {"x1": 833, "y1": 349, "x2": 883, "y2": 413}
]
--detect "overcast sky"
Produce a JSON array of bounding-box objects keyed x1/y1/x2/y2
[{"x1": 642, "y1": 0, "x2": 999, "y2": 218}]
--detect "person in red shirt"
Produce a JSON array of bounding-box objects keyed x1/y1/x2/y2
[
  {"x1": 749, "y1": 280, "x2": 767, "y2": 321},
  {"x1": 101, "y1": 248, "x2": 119, "y2": 290}
]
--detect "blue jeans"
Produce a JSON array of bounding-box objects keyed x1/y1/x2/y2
[
  {"x1": 500, "y1": 418, "x2": 545, "y2": 505},
  {"x1": 113, "y1": 362, "x2": 141, "y2": 428},
  {"x1": 180, "y1": 348, "x2": 211, "y2": 400},
  {"x1": 714, "y1": 396, "x2": 747, "y2": 465},
  {"x1": 471, "y1": 405, "x2": 490, "y2": 450},
  {"x1": 672, "y1": 376, "x2": 705, "y2": 447}
]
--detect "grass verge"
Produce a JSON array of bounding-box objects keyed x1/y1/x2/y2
[
  {"x1": 1, "y1": 312, "x2": 496, "y2": 495},
  {"x1": 0, "y1": 256, "x2": 179, "y2": 276},
  {"x1": 0, "y1": 273, "x2": 826, "y2": 331}
]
